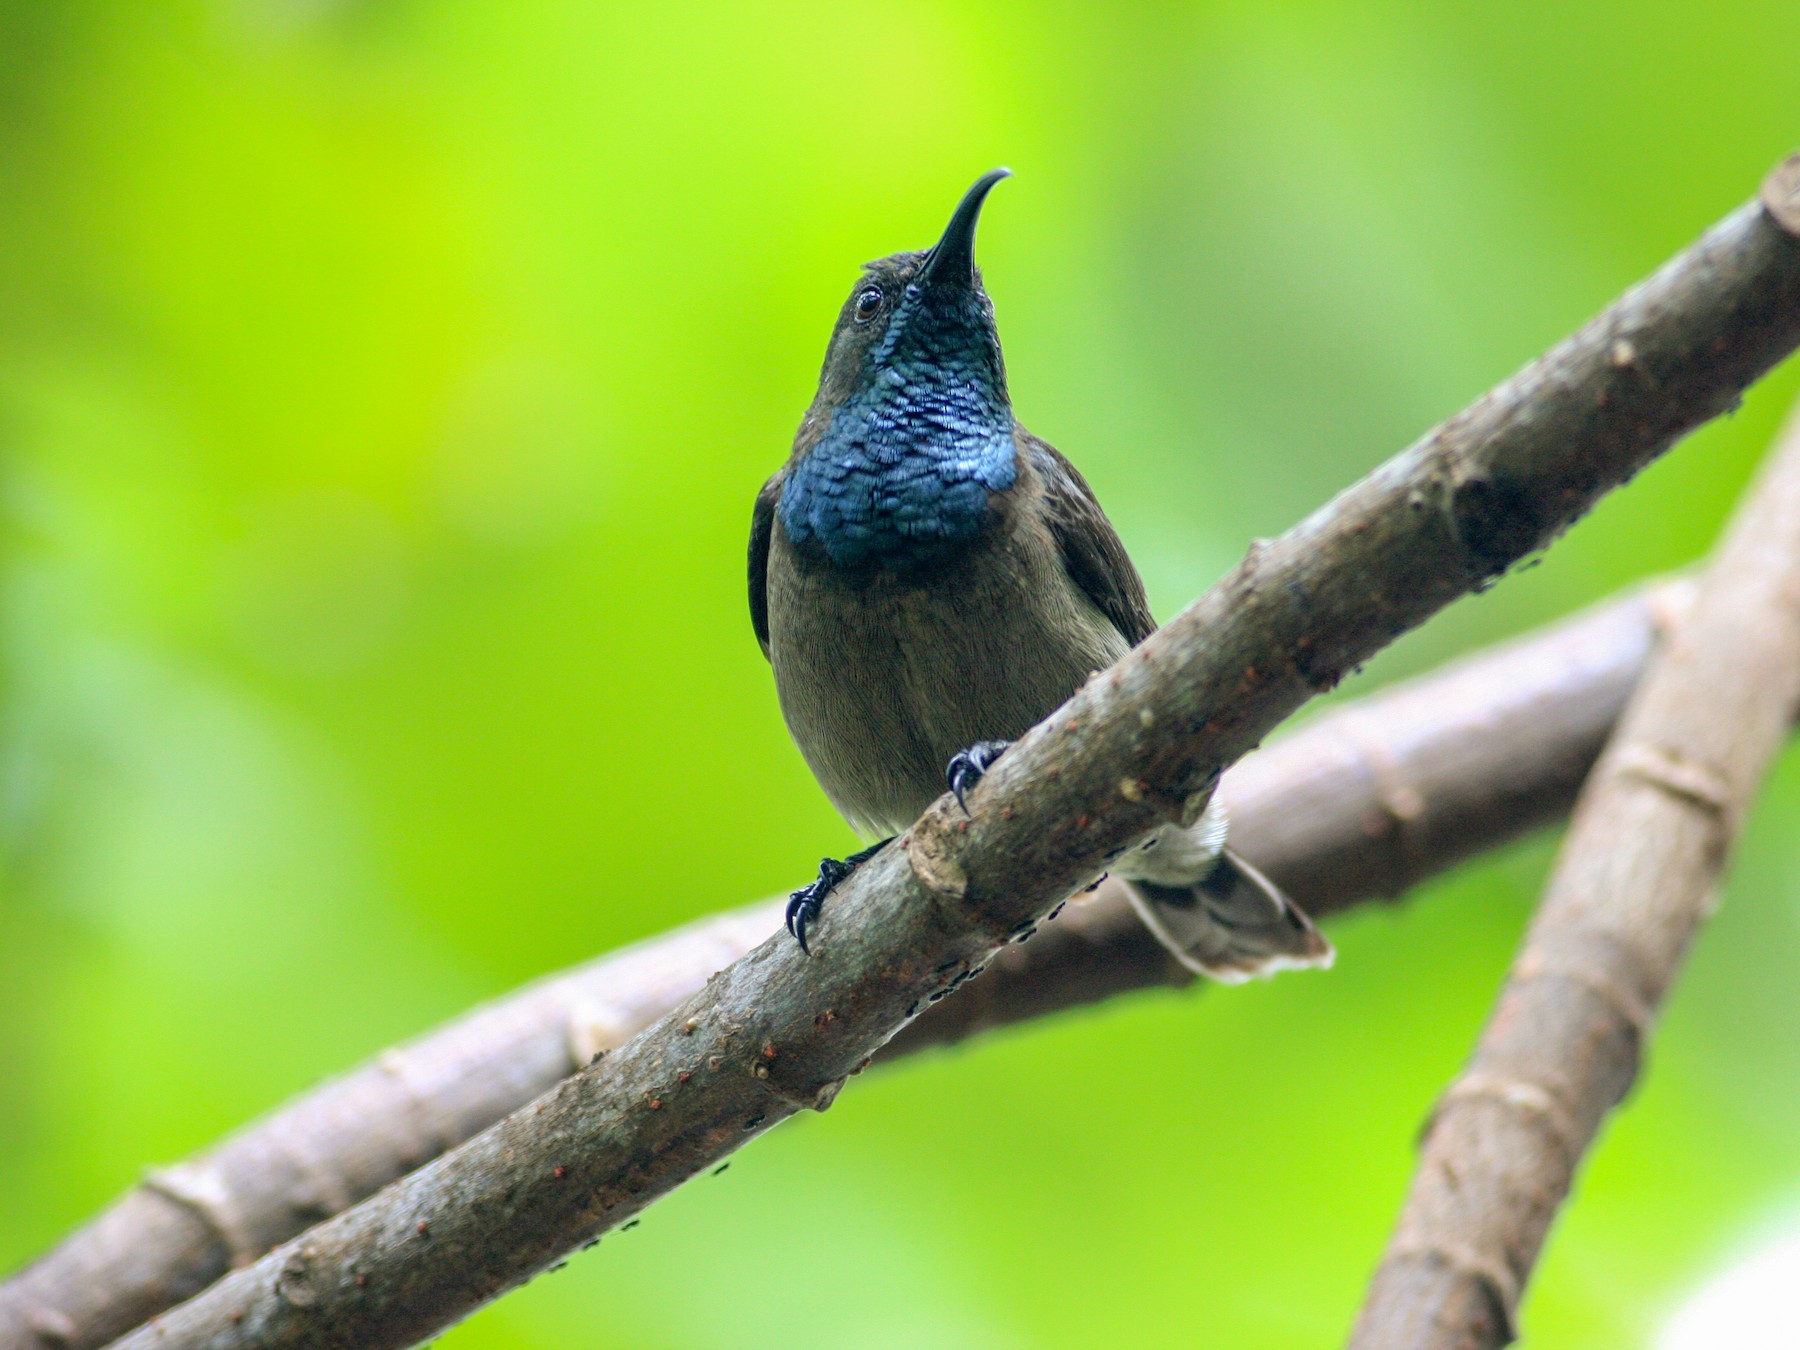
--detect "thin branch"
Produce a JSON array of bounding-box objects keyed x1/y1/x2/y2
[
  {"x1": 1348, "y1": 396, "x2": 1800, "y2": 1349},
  {"x1": 78, "y1": 158, "x2": 1800, "y2": 1350},
  {"x1": 0, "y1": 583, "x2": 1690, "y2": 1350}
]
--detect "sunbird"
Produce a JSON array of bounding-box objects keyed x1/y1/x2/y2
[{"x1": 749, "y1": 170, "x2": 1331, "y2": 981}]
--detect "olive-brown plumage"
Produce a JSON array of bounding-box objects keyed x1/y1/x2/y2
[{"x1": 750, "y1": 171, "x2": 1331, "y2": 979}]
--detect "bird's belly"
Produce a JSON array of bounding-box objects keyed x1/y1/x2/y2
[{"x1": 767, "y1": 533, "x2": 1132, "y2": 838}]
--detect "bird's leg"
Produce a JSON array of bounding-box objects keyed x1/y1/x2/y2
[
  {"x1": 946, "y1": 739, "x2": 1012, "y2": 815},
  {"x1": 786, "y1": 837, "x2": 893, "y2": 954}
]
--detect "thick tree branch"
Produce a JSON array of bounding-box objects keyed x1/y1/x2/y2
[
  {"x1": 1347, "y1": 413, "x2": 1800, "y2": 1346},
  {"x1": 0, "y1": 582, "x2": 1689, "y2": 1350},
  {"x1": 886, "y1": 578, "x2": 1695, "y2": 1056},
  {"x1": 72, "y1": 158, "x2": 1800, "y2": 1350}
]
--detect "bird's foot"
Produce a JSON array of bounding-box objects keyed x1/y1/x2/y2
[
  {"x1": 946, "y1": 739, "x2": 1012, "y2": 815},
  {"x1": 785, "y1": 838, "x2": 891, "y2": 954}
]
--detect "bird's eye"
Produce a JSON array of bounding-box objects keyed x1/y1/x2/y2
[{"x1": 853, "y1": 287, "x2": 883, "y2": 322}]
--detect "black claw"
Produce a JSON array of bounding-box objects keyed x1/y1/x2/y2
[
  {"x1": 786, "y1": 858, "x2": 848, "y2": 953},
  {"x1": 946, "y1": 739, "x2": 1011, "y2": 815},
  {"x1": 783, "y1": 839, "x2": 893, "y2": 954}
]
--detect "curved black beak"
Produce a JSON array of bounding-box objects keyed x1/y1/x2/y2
[{"x1": 917, "y1": 168, "x2": 1012, "y2": 293}]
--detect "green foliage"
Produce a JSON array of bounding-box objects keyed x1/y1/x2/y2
[{"x1": 4, "y1": 2, "x2": 1800, "y2": 1345}]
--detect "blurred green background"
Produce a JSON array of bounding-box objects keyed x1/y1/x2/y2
[{"x1": 5, "y1": 2, "x2": 1800, "y2": 1346}]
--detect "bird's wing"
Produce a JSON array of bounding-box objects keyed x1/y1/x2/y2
[
  {"x1": 1026, "y1": 432, "x2": 1157, "y2": 646},
  {"x1": 748, "y1": 472, "x2": 782, "y2": 661}
]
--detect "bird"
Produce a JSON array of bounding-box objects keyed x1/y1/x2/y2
[{"x1": 748, "y1": 169, "x2": 1332, "y2": 982}]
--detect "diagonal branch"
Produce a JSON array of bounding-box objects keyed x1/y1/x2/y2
[
  {"x1": 1347, "y1": 416, "x2": 1800, "y2": 1342},
  {"x1": 81, "y1": 157, "x2": 1800, "y2": 1350},
  {"x1": 0, "y1": 580, "x2": 1691, "y2": 1350},
  {"x1": 885, "y1": 577, "x2": 1694, "y2": 1056}
]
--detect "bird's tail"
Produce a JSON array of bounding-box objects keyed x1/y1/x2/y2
[{"x1": 1122, "y1": 848, "x2": 1333, "y2": 984}]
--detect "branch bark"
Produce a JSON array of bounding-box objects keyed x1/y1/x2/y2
[
  {"x1": 887, "y1": 578, "x2": 1695, "y2": 1056},
  {"x1": 67, "y1": 158, "x2": 1800, "y2": 1350},
  {"x1": 0, "y1": 583, "x2": 1691, "y2": 1350},
  {"x1": 1348, "y1": 397, "x2": 1800, "y2": 1349}
]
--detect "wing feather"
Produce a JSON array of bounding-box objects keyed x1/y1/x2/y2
[
  {"x1": 1025, "y1": 432, "x2": 1156, "y2": 646},
  {"x1": 748, "y1": 473, "x2": 782, "y2": 661}
]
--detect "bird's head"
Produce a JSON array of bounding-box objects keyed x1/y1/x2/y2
[{"x1": 809, "y1": 169, "x2": 1013, "y2": 417}]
